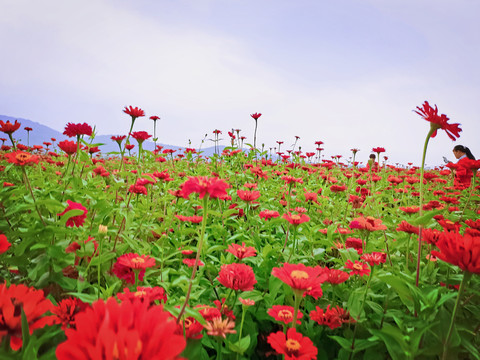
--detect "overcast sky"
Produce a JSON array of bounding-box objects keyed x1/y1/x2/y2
[{"x1": 1, "y1": 0, "x2": 479, "y2": 166}]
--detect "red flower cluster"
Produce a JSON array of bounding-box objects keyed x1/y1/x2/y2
[
  {"x1": 217, "y1": 263, "x2": 257, "y2": 291},
  {"x1": 180, "y1": 176, "x2": 229, "y2": 199},
  {"x1": 272, "y1": 263, "x2": 327, "y2": 298},
  {"x1": 56, "y1": 298, "x2": 186, "y2": 359},
  {"x1": 0, "y1": 283, "x2": 55, "y2": 350},
  {"x1": 112, "y1": 253, "x2": 156, "y2": 284},
  {"x1": 414, "y1": 101, "x2": 462, "y2": 140},
  {"x1": 267, "y1": 328, "x2": 317, "y2": 360},
  {"x1": 63, "y1": 122, "x2": 93, "y2": 138},
  {"x1": 57, "y1": 200, "x2": 88, "y2": 227},
  {"x1": 117, "y1": 286, "x2": 167, "y2": 305}
]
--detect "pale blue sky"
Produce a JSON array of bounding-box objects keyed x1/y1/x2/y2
[{"x1": 1, "y1": 0, "x2": 479, "y2": 166}]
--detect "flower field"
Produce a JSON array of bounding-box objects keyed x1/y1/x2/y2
[{"x1": 0, "y1": 104, "x2": 479, "y2": 360}]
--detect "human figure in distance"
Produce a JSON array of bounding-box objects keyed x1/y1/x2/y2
[{"x1": 449, "y1": 145, "x2": 476, "y2": 189}]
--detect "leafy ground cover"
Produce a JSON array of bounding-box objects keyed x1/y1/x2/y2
[{"x1": 0, "y1": 104, "x2": 479, "y2": 359}]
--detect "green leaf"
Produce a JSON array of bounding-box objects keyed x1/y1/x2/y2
[{"x1": 227, "y1": 335, "x2": 251, "y2": 354}]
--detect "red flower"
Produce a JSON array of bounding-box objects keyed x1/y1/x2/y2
[
  {"x1": 4, "y1": 151, "x2": 39, "y2": 166},
  {"x1": 180, "y1": 176, "x2": 229, "y2": 199},
  {"x1": 24, "y1": 126, "x2": 33, "y2": 132},
  {"x1": 117, "y1": 286, "x2": 167, "y2": 305},
  {"x1": 310, "y1": 305, "x2": 342, "y2": 329},
  {"x1": 322, "y1": 268, "x2": 350, "y2": 285},
  {"x1": 217, "y1": 263, "x2": 257, "y2": 291},
  {"x1": 399, "y1": 206, "x2": 420, "y2": 214},
  {"x1": 349, "y1": 216, "x2": 387, "y2": 231},
  {"x1": 396, "y1": 220, "x2": 420, "y2": 235},
  {"x1": 271, "y1": 263, "x2": 327, "y2": 299},
  {"x1": 0, "y1": 283, "x2": 56, "y2": 351},
  {"x1": 0, "y1": 234, "x2": 11, "y2": 254},
  {"x1": 63, "y1": 122, "x2": 93, "y2": 138},
  {"x1": 372, "y1": 147, "x2": 385, "y2": 153},
  {"x1": 345, "y1": 260, "x2": 370, "y2": 277},
  {"x1": 175, "y1": 215, "x2": 203, "y2": 223},
  {"x1": 57, "y1": 200, "x2": 88, "y2": 227},
  {"x1": 250, "y1": 112, "x2": 262, "y2": 120},
  {"x1": 175, "y1": 315, "x2": 204, "y2": 339},
  {"x1": 112, "y1": 253, "x2": 155, "y2": 284},
  {"x1": 56, "y1": 298, "x2": 186, "y2": 360},
  {"x1": 128, "y1": 184, "x2": 148, "y2": 195},
  {"x1": 123, "y1": 106, "x2": 145, "y2": 119},
  {"x1": 183, "y1": 258, "x2": 205, "y2": 267},
  {"x1": 414, "y1": 101, "x2": 462, "y2": 140},
  {"x1": 268, "y1": 305, "x2": 303, "y2": 325},
  {"x1": 150, "y1": 115, "x2": 160, "y2": 121},
  {"x1": 431, "y1": 231, "x2": 480, "y2": 274},
  {"x1": 226, "y1": 242, "x2": 257, "y2": 260},
  {"x1": 267, "y1": 328, "x2": 317, "y2": 360},
  {"x1": 283, "y1": 212, "x2": 310, "y2": 226},
  {"x1": 204, "y1": 317, "x2": 236, "y2": 338},
  {"x1": 0, "y1": 119, "x2": 21, "y2": 134},
  {"x1": 259, "y1": 209, "x2": 280, "y2": 220},
  {"x1": 58, "y1": 140, "x2": 78, "y2": 155},
  {"x1": 52, "y1": 298, "x2": 89, "y2": 330},
  {"x1": 361, "y1": 252, "x2": 387, "y2": 266},
  {"x1": 111, "y1": 135, "x2": 127, "y2": 144},
  {"x1": 237, "y1": 189, "x2": 261, "y2": 202},
  {"x1": 130, "y1": 131, "x2": 152, "y2": 143}
]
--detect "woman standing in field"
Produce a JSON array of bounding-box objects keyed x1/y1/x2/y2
[{"x1": 450, "y1": 145, "x2": 476, "y2": 188}]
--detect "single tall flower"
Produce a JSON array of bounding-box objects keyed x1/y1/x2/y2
[
  {"x1": 237, "y1": 189, "x2": 261, "y2": 202},
  {"x1": 58, "y1": 140, "x2": 78, "y2": 156},
  {"x1": 123, "y1": 106, "x2": 145, "y2": 119},
  {"x1": 4, "y1": 151, "x2": 39, "y2": 166},
  {"x1": 251, "y1": 112, "x2": 262, "y2": 150},
  {"x1": 268, "y1": 305, "x2": 303, "y2": 325},
  {"x1": 414, "y1": 101, "x2": 462, "y2": 141},
  {"x1": 271, "y1": 263, "x2": 327, "y2": 299},
  {"x1": 283, "y1": 212, "x2": 310, "y2": 226},
  {"x1": 225, "y1": 242, "x2": 257, "y2": 260},
  {"x1": 0, "y1": 119, "x2": 21, "y2": 134},
  {"x1": 180, "y1": 176, "x2": 229, "y2": 199},
  {"x1": 56, "y1": 298, "x2": 186, "y2": 360},
  {"x1": 63, "y1": 123, "x2": 93, "y2": 138}
]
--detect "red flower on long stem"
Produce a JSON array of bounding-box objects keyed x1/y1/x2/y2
[
  {"x1": 345, "y1": 260, "x2": 370, "y2": 277},
  {"x1": 268, "y1": 305, "x2": 303, "y2": 325},
  {"x1": 237, "y1": 189, "x2": 261, "y2": 202},
  {"x1": 226, "y1": 242, "x2": 257, "y2": 259},
  {"x1": 63, "y1": 123, "x2": 93, "y2": 138},
  {"x1": 414, "y1": 101, "x2": 462, "y2": 140},
  {"x1": 130, "y1": 131, "x2": 152, "y2": 143},
  {"x1": 267, "y1": 327, "x2": 317, "y2": 360},
  {"x1": 271, "y1": 263, "x2": 327, "y2": 299},
  {"x1": 0, "y1": 120, "x2": 21, "y2": 134},
  {"x1": 283, "y1": 212, "x2": 310, "y2": 226},
  {"x1": 180, "y1": 176, "x2": 229, "y2": 199},
  {"x1": 123, "y1": 106, "x2": 145, "y2": 119},
  {"x1": 4, "y1": 151, "x2": 39, "y2": 166},
  {"x1": 58, "y1": 140, "x2": 78, "y2": 155}
]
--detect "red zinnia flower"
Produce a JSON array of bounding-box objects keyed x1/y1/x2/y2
[
  {"x1": 175, "y1": 215, "x2": 203, "y2": 223},
  {"x1": 372, "y1": 147, "x2": 385, "y2": 153},
  {"x1": 321, "y1": 268, "x2": 350, "y2": 284},
  {"x1": 237, "y1": 189, "x2": 261, "y2": 202},
  {"x1": 361, "y1": 252, "x2": 387, "y2": 266},
  {"x1": 180, "y1": 176, "x2": 229, "y2": 199},
  {"x1": 268, "y1": 305, "x2": 303, "y2": 325},
  {"x1": 123, "y1": 106, "x2": 145, "y2": 119},
  {"x1": 128, "y1": 184, "x2": 148, "y2": 195},
  {"x1": 310, "y1": 305, "x2": 342, "y2": 329},
  {"x1": 58, "y1": 140, "x2": 78, "y2": 155},
  {"x1": 0, "y1": 119, "x2": 21, "y2": 134},
  {"x1": 431, "y1": 231, "x2": 480, "y2": 274},
  {"x1": 63, "y1": 122, "x2": 93, "y2": 138},
  {"x1": 204, "y1": 317, "x2": 236, "y2": 338},
  {"x1": 267, "y1": 328, "x2": 317, "y2": 360},
  {"x1": 250, "y1": 112, "x2": 262, "y2": 120},
  {"x1": 175, "y1": 315, "x2": 204, "y2": 339},
  {"x1": 0, "y1": 234, "x2": 11, "y2": 254},
  {"x1": 4, "y1": 151, "x2": 39, "y2": 166},
  {"x1": 52, "y1": 298, "x2": 89, "y2": 330},
  {"x1": 112, "y1": 253, "x2": 155, "y2": 284},
  {"x1": 150, "y1": 115, "x2": 160, "y2": 121},
  {"x1": 0, "y1": 283, "x2": 56, "y2": 350},
  {"x1": 183, "y1": 258, "x2": 205, "y2": 267},
  {"x1": 271, "y1": 263, "x2": 327, "y2": 299},
  {"x1": 350, "y1": 216, "x2": 387, "y2": 231},
  {"x1": 217, "y1": 263, "x2": 257, "y2": 291},
  {"x1": 130, "y1": 131, "x2": 152, "y2": 143},
  {"x1": 117, "y1": 286, "x2": 167, "y2": 305},
  {"x1": 345, "y1": 260, "x2": 370, "y2": 277},
  {"x1": 259, "y1": 209, "x2": 280, "y2": 220},
  {"x1": 57, "y1": 200, "x2": 88, "y2": 227},
  {"x1": 396, "y1": 220, "x2": 420, "y2": 235},
  {"x1": 226, "y1": 242, "x2": 257, "y2": 259},
  {"x1": 414, "y1": 101, "x2": 462, "y2": 140},
  {"x1": 283, "y1": 212, "x2": 310, "y2": 226},
  {"x1": 56, "y1": 298, "x2": 186, "y2": 360},
  {"x1": 111, "y1": 135, "x2": 127, "y2": 145}
]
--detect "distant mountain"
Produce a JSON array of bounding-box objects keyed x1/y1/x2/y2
[{"x1": 0, "y1": 114, "x2": 225, "y2": 156}]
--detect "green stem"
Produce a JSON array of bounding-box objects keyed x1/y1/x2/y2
[
  {"x1": 177, "y1": 195, "x2": 209, "y2": 323},
  {"x1": 442, "y1": 271, "x2": 472, "y2": 360},
  {"x1": 291, "y1": 290, "x2": 302, "y2": 329},
  {"x1": 22, "y1": 167, "x2": 46, "y2": 227}
]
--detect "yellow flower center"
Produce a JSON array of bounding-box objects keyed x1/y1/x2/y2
[
  {"x1": 291, "y1": 270, "x2": 309, "y2": 279},
  {"x1": 112, "y1": 340, "x2": 142, "y2": 359},
  {"x1": 353, "y1": 263, "x2": 363, "y2": 271},
  {"x1": 278, "y1": 309, "x2": 293, "y2": 320},
  {"x1": 134, "y1": 290, "x2": 147, "y2": 297},
  {"x1": 286, "y1": 339, "x2": 301, "y2": 352},
  {"x1": 291, "y1": 214, "x2": 301, "y2": 221},
  {"x1": 16, "y1": 153, "x2": 30, "y2": 162},
  {"x1": 184, "y1": 318, "x2": 193, "y2": 329},
  {"x1": 131, "y1": 257, "x2": 145, "y2": 264}
]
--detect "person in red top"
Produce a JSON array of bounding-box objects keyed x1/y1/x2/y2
[
  {"x1": 365, "y1": 154, "x2": 379, "y2": 172},
  {"x1": 451, "y1": 145, "x2": 476, "y2": 189}
]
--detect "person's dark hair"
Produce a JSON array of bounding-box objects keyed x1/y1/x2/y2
[
  {"x1": 453, "y1": 145, "x2": 476, "y2": 160},
  {"x1": 369, "y1": 154, "x2": 376, "y2": 159}
]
